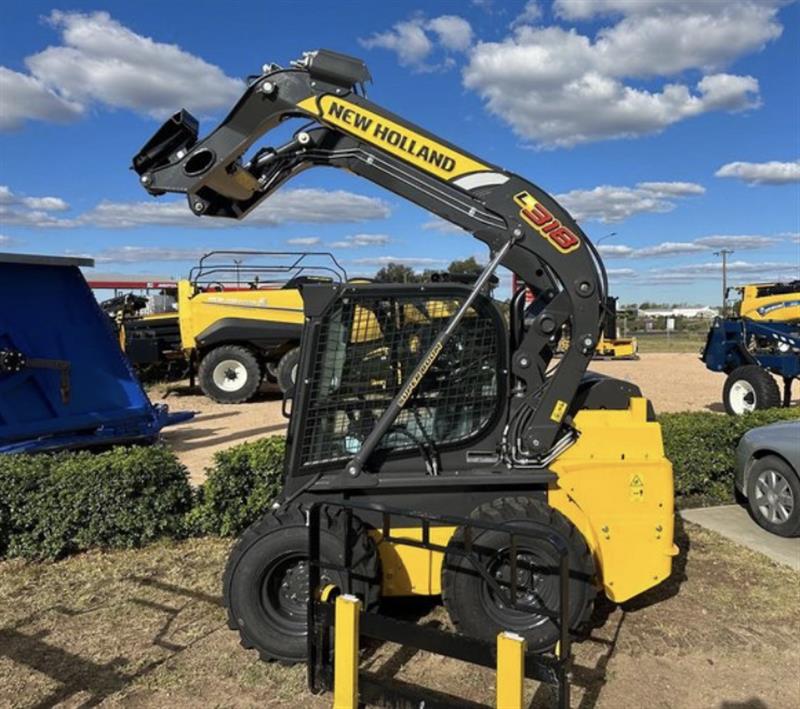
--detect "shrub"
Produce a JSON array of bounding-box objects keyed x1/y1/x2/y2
[
  {"x1": 0, "y1": 445, "x2": 192, "y2": 560},
  {"x1": 661, "y1": 408, "x2": 799, "y2": 507},
  {"x1": 2, "y1": 407, "x2": 797, "y2": 560},
  {"x1": 188, "y1": 436, "x2": 286, "y2": 537}
]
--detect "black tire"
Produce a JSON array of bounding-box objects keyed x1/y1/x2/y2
[
  {"x1": 198, "y1": 345, "x2": 262, "y2": 404},
  {"x1": 223, "y1": 505, "x2": 380, "y2": 663},
  {"x1": 723, "y1": 365, "x2": 781, "y2": 415},
  {"x1": 264, "y1": 362, "x2": 278, "y2": 384},
  {"x1": 746, "y1": 455, "x2": 800, "y2": 537},
  {"x1": 442, "y1": 497, "x2": 595, "y2": 652},
  {"x1": 276, "y1": 347, "x2": 301, "y2": 394}
]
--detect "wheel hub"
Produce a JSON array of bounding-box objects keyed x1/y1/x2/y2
[
  {"x1": 212, "y1": 359, "x2": 248, "y2": 392},
  {"x1": 729, "y1": 380, "x2": 756, "y2": 414},
  {"x1": 485, "y1": 549, "x2": 554, "y2": 623},
  {"x1": 754, "y1": 469, "x2": 794, "y2": 524},
  {"x1": 279, "y1": 560, "x2": 310, "y2": 611}
]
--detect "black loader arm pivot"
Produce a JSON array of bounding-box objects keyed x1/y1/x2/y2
[{"x1": 132, "y1": 49, "x2": 607, "y2": 462}]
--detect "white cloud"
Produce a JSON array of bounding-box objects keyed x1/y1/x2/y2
[
  {"x1": 351, "y1": 256, "x2": 446, "y2": 267},
  {"x1": 2, "y1": 11, "x2": 242, "y2": 130},
  {"x1": 633, "y1": 241, "x2": 708, "y2": 258},
  {"x1": 606, "y1": 267, "x2": 637, "y2": 279},
  {"x1": 426, "y1": 16, "x2": 474, "y2": 52},
  {"x1": 24, "y1": 196, "x2": 69, "y2": 211},
  {"x1": 511, "y1": 2, "x2": 543, "y2": 28},
  {"x1": 330, "y1": 233, "x2": 391, "y2": 248},
  {"x1": 0, "y1": 185, "x2": 73, "y2": 226},
  {"x1": 597, "y1": 244, "x2": 634, "y2": 257},
  {"x1": 602, "y1": 255, "x2": 799, "y2": 287},
  {"x1": 0, "y1": 185, "x2": 69, "y2": 211},
  {"x1": 635, "y1": 182, "x2": 706, "y2": 197},
  {"x1": 0, "y1": 234, "x2": 14, "y2": 246},
  {"x1": 0, "y1": 186, "x2": 390, "y2": 229},
  {"x1": 286, "y1": 237, "x2": 321, "y2": 246},
  {"x1": 360, "y1": 15, "x2": 473, "y2": 71},
  {"x1": 0, "y1": 67, "x2": 83, "y2": 130},
  {"x1": 462, "y1": 2, "x2": 780, "y2": 147},
  {"x1": 91, "y1": 246, "x2": 206, "y2": 264},
  {"x1": 422, "y1": 217, "x2": 467, "y2": 234},
  {"x1": 599, "y1": 233, "x2": 785, "y2": 259},
  {"x1": 715, "y1": 159, "x2": 800, "y2": 185},
  {"x1": 556, "y1": 181, "x2": 704, "y2": 223},
  {"x1": 360, "y1": 20, "x2": 433, "y2": 69},
  {"x1": 652, "y1": 260, "x2": 800, "y2": 281},
  {"x1": 694, "y1": 235, "x2": 781, "y2": 250}
]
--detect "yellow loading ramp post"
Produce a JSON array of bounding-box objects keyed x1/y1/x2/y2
[{"x1": 307, "y1": 501, "x2": 572, "y2": 709}]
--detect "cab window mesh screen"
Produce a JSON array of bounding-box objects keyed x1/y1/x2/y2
[{"x1": 300, "y1": 292, "x2": 500, "y2": 468}]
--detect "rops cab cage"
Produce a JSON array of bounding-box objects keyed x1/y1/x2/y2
[{"x1": 307, "y1": 500, "x2": 573, "y2": 709}]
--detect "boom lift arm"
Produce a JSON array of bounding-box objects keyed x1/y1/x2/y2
[{"x1": 133, "y1": 49, "x2": 608, "y2": 462}]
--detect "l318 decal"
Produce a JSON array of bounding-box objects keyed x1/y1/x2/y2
[{"x1": 514, "y1": 192, "x2": 581, "y2": 253}]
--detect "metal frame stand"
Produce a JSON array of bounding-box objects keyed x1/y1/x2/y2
[{"x1": 307, "y1": 500, "x2": 573, "y2": 709}]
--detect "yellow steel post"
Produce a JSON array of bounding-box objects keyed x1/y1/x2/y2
[
  {"x1": 333, "y1": 594, "x2": 361, "y2": 709},
  {"x1": 496, "y1": 631, "x2": 526, "y2": 709}
]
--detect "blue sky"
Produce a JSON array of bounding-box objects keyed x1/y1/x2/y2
[{"x1": 1, "y1": 0, "x2": 798, "y2": 304}]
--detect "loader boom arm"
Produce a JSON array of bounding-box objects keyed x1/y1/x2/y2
[{"x1": 132, "y1": 49, "x2": 608, "y2": 461}]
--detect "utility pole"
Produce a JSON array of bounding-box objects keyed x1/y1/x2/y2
[{"x1": 714, "y1": 249, "x2": 734, "y2": 315}]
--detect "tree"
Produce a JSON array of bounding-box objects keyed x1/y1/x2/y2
[
  {"x1": 374, "y1": 263, "x2": 420, "y2": 283},
  {"x1": 447, "y1": 256, "x2": 482, "y2": 276}
]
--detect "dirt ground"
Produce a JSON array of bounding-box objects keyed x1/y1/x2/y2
[
  {"x1": 155, "y1": 353, "x2": 798, "y2": 484},
  {"x1": 1, "y1": 522, "x2": 798, "y2": 709}
]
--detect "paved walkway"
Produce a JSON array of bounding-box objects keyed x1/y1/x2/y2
[{"x1": 681, "y1": 504, "x2": 800, "y2": 571}]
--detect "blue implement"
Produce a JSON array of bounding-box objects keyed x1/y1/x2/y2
[{"x1": 0, "y1": 253, "x2": 192, "y2": 453}]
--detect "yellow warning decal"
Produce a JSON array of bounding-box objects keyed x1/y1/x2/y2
[
  {"x1": 629, "y1": 473, "x2": 645, "y2": 502},
  {"x1": 550, "y1": 399, "x2": 568, "y2": 422},
  {"x1": 298, "y1": 95, "x2": 490, "y2": 181}
]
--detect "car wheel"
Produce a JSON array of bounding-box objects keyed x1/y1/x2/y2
[{"x1": 746, "y1": 455, "x2": 800, "y2": 537}]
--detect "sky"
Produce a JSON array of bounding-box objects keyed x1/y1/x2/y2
[{"x1": 0, "y1": 0, "x2": 798, "y2": 305}]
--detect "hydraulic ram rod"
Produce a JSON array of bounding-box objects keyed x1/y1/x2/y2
[{"x1": 344, "y1": 240, "x2": 514, "y2": 478}]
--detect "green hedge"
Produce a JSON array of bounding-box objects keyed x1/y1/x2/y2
[
  {"x1": 0, "y1": 446, "x2": 193, "y2": 560},
  {"x1": 2, "y1": 409, "x2": 798, "y2": 560},
  {"x1": 661, "y1": 408, "x2": 799, "y2": 507},
  {"x1": 186, "y1": 437, "x2": 285, "y2": 537}
]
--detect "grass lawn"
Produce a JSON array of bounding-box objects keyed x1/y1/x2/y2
[
  {"x1": 634, "y1": 332, "x2": 708, "y2": 354},
  {"x1": 1, "y1": 522, "x2": 798, "y2": 708}
]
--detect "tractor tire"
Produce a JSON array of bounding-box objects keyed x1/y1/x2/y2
[
  {"x1": 198, "y1": 345, "x2": 262, "y2": 404},
  {"x1": 746, "y1": 455, "x2": 800, "y2": 537},
  {"x1": 442, "y1": 497, "x2": 595, "y2": 653},
  {"x1": 223, "y1": 505, "x2": 380, "y2": 663},
  {"x1": 264, "y1": 362, "x2": 278, "y2": 384},
  {"x1": 276, "y1": 347, "x2": 301, "y2": 394},
  {"x1": 723, "y1": 365, "x2": 780, "y2": 415}
]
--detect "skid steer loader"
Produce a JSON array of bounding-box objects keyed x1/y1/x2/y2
[{"x1": 132, "y1": 50, "x2": 676, "y2": 663}]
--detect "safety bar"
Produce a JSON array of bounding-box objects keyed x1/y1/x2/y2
[
  {"x1": 187, "y1": 250, "x2": 348, "y2": 287},
  {"x1": 306, "y1": 500, "x2": 572, "y2": 708}
]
